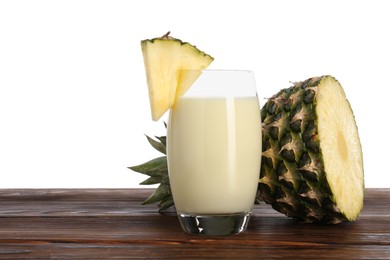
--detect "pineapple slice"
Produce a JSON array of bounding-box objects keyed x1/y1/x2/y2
[{"x1": 141, "y1": 32, "x2": 214, "y2": 121}]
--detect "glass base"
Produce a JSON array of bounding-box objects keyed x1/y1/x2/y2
[{"x1": 177, "y1": 212, "x2": 251, "y2": 236}]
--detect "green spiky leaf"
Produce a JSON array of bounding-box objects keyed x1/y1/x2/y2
[
  {"x1": 142, "y1": 183, "x2": 171, "y2": 205},
  {"x1": 129, "y1": 124, "x2": 171, "y2": 211},
  {"x1": 145, "y1": 135, "x2": 166, "y2": 154},
  {"x1": 128, "y1": 156, "x2": 167, "y2": 177},
  {"x1": 139, "y1": 176, "x2": 162, "y2": 185},
  {"x1": 155, "y1": 136, "x2": 166, "y2": 147},
  {"x1": 158, "y1": 196, "x2": 174, "y2": 212}
]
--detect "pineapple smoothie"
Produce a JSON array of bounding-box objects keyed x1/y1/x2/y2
[{"x1": 167, "y1": 96, "x2": 261, "y2": 215}]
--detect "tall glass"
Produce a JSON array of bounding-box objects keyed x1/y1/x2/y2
[{"x1": 167, "y1": 70, "x2": 262, "y2": 235}]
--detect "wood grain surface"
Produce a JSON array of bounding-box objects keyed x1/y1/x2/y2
[{"x1": 0, "y1": 189, "x2": 389, "y2": 259}]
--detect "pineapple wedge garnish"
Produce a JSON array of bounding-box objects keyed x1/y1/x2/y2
[{"x1": 141, "y1": 32, "x2": 214, "y2": 121}]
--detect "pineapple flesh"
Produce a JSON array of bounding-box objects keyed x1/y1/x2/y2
[
  {"x1": 141, "y1": 32, "x2": 214, "y2": 121},
  {"x1": 259, "y1": 75, "x2": 364, "y2": 223}
]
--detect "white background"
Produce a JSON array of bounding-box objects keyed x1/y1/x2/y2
[{"x1": 0, "y1": 0, "x2": 388, "y2": 188}]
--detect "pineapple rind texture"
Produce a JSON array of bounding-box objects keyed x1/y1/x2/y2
[{"x1": 259, "y1": 75, "x2": 364, "y2": 224}]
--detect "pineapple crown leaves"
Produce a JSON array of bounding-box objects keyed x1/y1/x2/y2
[{"x1": 128, "y1": 123, "x2": 173, "y2": 212}]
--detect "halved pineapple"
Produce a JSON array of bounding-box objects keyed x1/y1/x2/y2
[
  {"x1": 141, "y1": 32, "x2": 214, "y2": 121},
  {"x1": 259, "y1": 75, "x2": 364, "y2": 223}
]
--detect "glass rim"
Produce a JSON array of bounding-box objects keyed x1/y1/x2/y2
[
  {"x1": 178, "y1": 69, "x2": 257, "y2": 98},
  {"x1": 177, "y1": 69, "x2": 254, "y2": 73}
]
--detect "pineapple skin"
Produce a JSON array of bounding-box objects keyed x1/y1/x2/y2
[
  {"x1": 258, "y1": 75, "x2": 363, "y2": 224},
  {"x1": 141, "y1": 36, "x2": 214, "y2": 60}
]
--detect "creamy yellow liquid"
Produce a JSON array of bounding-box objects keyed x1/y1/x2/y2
[{"x1": 167, "y1": 96, "x2": 261, "y2": 214}]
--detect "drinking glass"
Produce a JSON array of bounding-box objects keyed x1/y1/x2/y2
[{"x1": 167, "y1": 70, "x2": 262, "y2": 235}]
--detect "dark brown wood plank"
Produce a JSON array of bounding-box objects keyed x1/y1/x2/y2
[{"x1": 0, "y1": 189, "x2": 389, "y2": 259}]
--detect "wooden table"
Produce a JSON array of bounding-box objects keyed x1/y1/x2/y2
[{"x1": 0, "y1": 189, "x2": 389, "y2": 259}]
